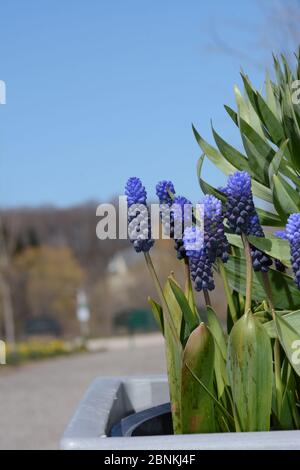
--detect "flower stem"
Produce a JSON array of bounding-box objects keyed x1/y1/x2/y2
[
  {"x1": 144, "y1": 252, "x2": 179, "y2": 345},
  {"x1": 242, "y1": 234, "x2": 253, "y2": 314},
  {"x1": 183, "y1": 256, "x2": 196, "y2": 312},
  {"x1": 274, "y1": 338, "x2": 283, "y2": 415},
  {"x1": 218, "y1": 260, "x2": 238, "y2": 323},
  {"x1": 262, "y1": 271, "x2": 283, "y2": 415},
  {"x1": 261, "y1": 272, "x2": 275, "y2": 313},
  {"x1": 203, "y1": 289, "x2": 211, "y2": 307},
  {"x1": 183, "y1": 256, "x2": 191, "y2": 293}
]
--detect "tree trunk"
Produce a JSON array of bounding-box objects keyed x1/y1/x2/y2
[
  {"x1": 0, "y1": 271, "x2": 15, "y2": 345},
  {"x1": 0, "y1": 216, "x2": 15, "y2": 346}
]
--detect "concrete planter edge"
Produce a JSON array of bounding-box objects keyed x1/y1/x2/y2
[{"x1": 60, "y1": 375, "x2": 300, "y2": 450}]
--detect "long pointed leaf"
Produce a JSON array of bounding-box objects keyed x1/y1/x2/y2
[
  {"x1": 227, "y1": 312, "x2": 273, "y2": 431},
  {"x1": 274, "y1": 312, "x2": 300, "y2": 377},
  {"x1": 181, "y1": 323, "x2": 215, "y2": 433}
]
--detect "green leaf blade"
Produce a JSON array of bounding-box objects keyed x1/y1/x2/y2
[
  {"x1": 181, "y1": 323, "x2": 216, "y2": 433},
  {"x1": 227, "y1": 312, "x2": 273, "y2": 431}
]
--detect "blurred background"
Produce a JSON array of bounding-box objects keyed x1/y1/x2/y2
[{"x1": 0, "y1": 0, "x2": 300, "y2": 449}]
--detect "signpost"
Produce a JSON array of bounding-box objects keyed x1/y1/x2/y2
[{"x1": 76, "y1": 289, "x2": 90, "y2": 340}]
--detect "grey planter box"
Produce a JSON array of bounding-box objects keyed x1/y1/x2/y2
[{"x1": 60, "y1": 375, "x2": 300, "y2": 450}]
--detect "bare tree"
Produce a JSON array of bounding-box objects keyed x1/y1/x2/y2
[
  {"x1": 0, "y1": 217, "x2": 15, "y2": 346},
  {"x1": 205, "y1": 0, "x2": 300, "y2": 69}
]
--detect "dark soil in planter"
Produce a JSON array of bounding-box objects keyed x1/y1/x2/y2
[{"x1": 110, "y1": 402, "x2": 173, "y2": 437}]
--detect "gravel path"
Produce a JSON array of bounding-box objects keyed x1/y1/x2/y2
[{"x1": 0, "y1": 335, "x2": 166, "y2": 449}]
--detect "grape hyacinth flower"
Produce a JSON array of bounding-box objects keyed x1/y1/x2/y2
[
  {"x1": 249, "y1": 214, "x2": 272, "y2": 272},
  {"x1": 125, "y1": 177, "x2": 147, "y2": 206},
  {"x1": 203, "y1": 195, "x2": 230, "y2": 264},
  {"x1": 156, "y1": 180, "x2": 191, "y2": 260},
  {"x1": 183, "y1": 195, "x2": 229, "y2": 292},
  {"x1": 225, "y1": 171, "x2": 272, "y2": 272},
  {"x1": 172, "y1": 195, "x2": 192, "y2": 260},
  {"x1": 155, "y1": 180, "x2": 175, "y2": 205},
  {"x1": 286, "y1": 213, "x2": 300, "y2": 289},
  {"x1": 156, "y1": 180, "x2": 176, "y2": 239},
  {"x1": 125, "y1": 177, "x2": 154, "y2": 253},
  {"x1": 189, "y1": 248, "x2": 215, "y2": 292},
  {"x1": 274, "y1": 230, "x2": 287, "y2": 240},
  {"x1": 183, "y1": 225, "x2": 214, "y2": 291}
]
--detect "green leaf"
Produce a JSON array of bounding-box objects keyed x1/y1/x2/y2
[
  {"x1": 227, "y1": 233, "x2": 291, "y2": 266},
  {"x1": 241, "y1": 73, "x2": 284, "y2": 146},
  {"x1": 264, "y1": 310, "x2": 300, "y2": 339},
  {"x1": 233, "y1": 83, "x2": 265, "y2": 137},
  {"x1": 279, "y1": 359, "x2": 300, "y2": 429},
  {"x1": 227, "y1": 312, "x2": 273, "y2": 431},
  {"x1": 206, "y1": 306, "x2": 228, "y2": 398},
  {"x1": 163, "y1": 281, "x2": 183, "y2": 433},
  {"x1": 281, "y1": 85, "x2": 300, "y2": 173},
  {"x1": 256, "y1": 92, "x2": 284, "y2": 145},
  {"x1": 281, "y1": 163, "x2": 300, "y2": 187},
  {"x1": 274, "y1": 312, "x2": 300, "y2": 377},
  {"x1": 251, "y1": 180, "x2": 274, "y2": 204},
  {"x1": 211, "y1": 124, "x2": 249, "y2": 172},
  {"x1": 181, "y1": 323, "x2": 215, "y2": 433},
  {"x1": 234, "y1": 85, "x2": 251, "y2": 125},
  {"x1": 168, "y1": 277, "x2": 199, "y2": 335},
  {"x1": 239, "y1": 117, "x2": 274, "y2": 185},
  {"x1": 256, "y1": 208, "x2": 283, "y2": 227},
  {"x1": 196, "y1": 154, "x2": 227, "y2": 202},
  {"x1": 224, "y1": 104, "x2": 238, "y2": 125},
  {"x1": 247, "y1": 235, "x2": 291, "y2": 266},
  {"x1": 268, "y1": 140, "x2": 288, "y2": 184},
  {"x1": 186, "y1": 364, "x2": 234, "y2": 430},
  {"x1": 148, "y1": 297, "x2": 164, "y2": 334},
  {"x1": 206, "y1": 306, "x2": 227, "y2": 359},
  {"x1": 272, "y1": 173, "x2": 300, "y2": 221},
  {"x1": 224, "y1": 255, "x2": 300, "y2": 310},
  {"x1": 193, "y1": 125, "x2": 273, "y2": 203},
  {"x1": 163, "y1": 281, "x2": 183, "y2": 338},
  {"x1": 265, "y1": 70, "x2": 279, "y2": 118},
  {"x1": 192, "y1": 125, "x2": 237, "y2": 175},
  {"x1": 273, "y1": 54, "x2": 285, "y2": 85}
]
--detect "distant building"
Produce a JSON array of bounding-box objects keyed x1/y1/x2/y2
[{"x1": 106, "y1": 247, "x2": 141, "y2": 290}]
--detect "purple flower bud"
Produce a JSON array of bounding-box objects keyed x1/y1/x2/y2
[
  {"x1": 225, "y1": 171, "x2": 272, "y2": 272},
  {"x1": 274, "y1": 230, "x2": 288, "y2": 240},
  {"x1": 286, "y1": 213, "x2": 300, "y2": 289},
  {"x1": 189, "y1": 249, "x2": 215, "y2": 292},
  {"x1": 182, "y1": 195, "x2": 229, "y2": 292},
  {"x1": 125, "y1": 177, "x2": 154, "y2": 253},
  {"x1": 156, "y1": 180, "x2": 175, "y2": 205},
  {"x1": 125, "y1": 177, "x2": 147, "y2": 206},
  {"x1": 203, "y1": 195, "x2": 229, "y2": 263}
]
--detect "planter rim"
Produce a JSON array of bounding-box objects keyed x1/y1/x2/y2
[{"x1": 60, "y1": 375, "x2": 300, "y2": 450}]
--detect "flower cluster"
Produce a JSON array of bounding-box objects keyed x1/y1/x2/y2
[
  {"x1": 203, "y1": 195, "x2": 229, "y2": 264},
  {"x1": 183, "y1": 195, "x2": 229, "y2": 292},
  {"x1": 155, "y1": 180, "x2": 175, "y2": 205},
  {"x1": 125, "y1": 177, "x2": 154, "y2": 253},
  {"x1": 224, "y1": 171, "x2": 272, "y2": 272},
  {"x1": 156, "y1": 181, "x2": 191, "y2": 260},
  {"x1": 125, "y1": 177, "x2": 147, "y2": 206},
  {"x1": 124, "y1": 171, "x2": 280, "y2": 293},
  {"x1": 189, "y1": 248, "x2": 215, "y2": 292},
  {"x1": 286, "y1": 213, "x2": 300, "y2": 289}
]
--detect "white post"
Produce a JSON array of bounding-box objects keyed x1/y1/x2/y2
[
  {"x1": 0, "y1": 340, "x2": 6, "y2": 364},
  {"x1": 76, "y1": 289, "x2": 90, "y2": 340}
]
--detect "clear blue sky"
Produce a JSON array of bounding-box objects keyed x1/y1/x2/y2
[{"x1": 0, "y1": 0, "x2": 292, "y2": 207}]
